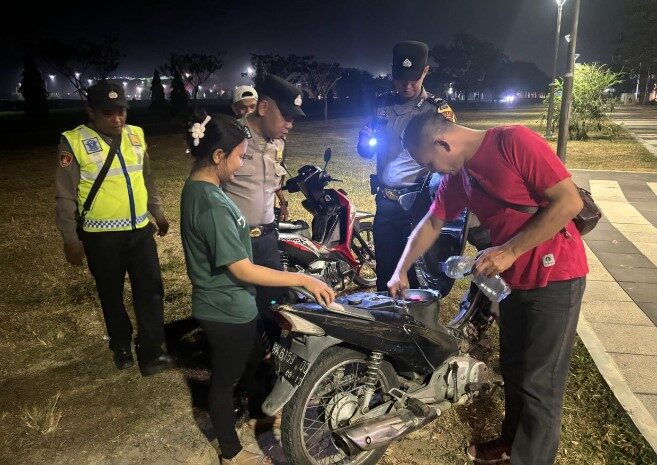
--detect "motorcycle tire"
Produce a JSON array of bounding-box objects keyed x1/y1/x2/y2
[
  {"x1": 281, "y1": 346, "x2": 398, "y2": 465},
  {"x1": 351, "y1": 222, "x2": 377, "y2": 288}
]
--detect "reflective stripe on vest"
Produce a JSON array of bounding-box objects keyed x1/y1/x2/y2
[{"x1": 63, "y1": 124, "x2": 149, "y2": 232}]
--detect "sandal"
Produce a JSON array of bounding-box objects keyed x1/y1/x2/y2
[{"x1": 221, "y1": 449, "x2": 273, "y2": 465}]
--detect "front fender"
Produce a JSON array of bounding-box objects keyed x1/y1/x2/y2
[{"x1": 262, "y1": 334, "x2": 342, "y2": 416}]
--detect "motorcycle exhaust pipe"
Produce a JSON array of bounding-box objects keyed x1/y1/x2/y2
[{"x1": 331, "y1": 399, "x2": 438, "y2": 456}]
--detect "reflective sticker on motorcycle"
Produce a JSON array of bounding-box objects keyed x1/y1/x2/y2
[{"x1": 542, "y1": 253, "x2": 555, "y2": 267}]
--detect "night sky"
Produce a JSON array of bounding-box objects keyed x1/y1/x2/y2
[{"x1": 0, "y1": 0, "x2": 628, "y2": 98}]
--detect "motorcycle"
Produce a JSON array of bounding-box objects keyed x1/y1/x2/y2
[
  {"x1": 263, "y1": 174, "x2": 497, "y2": 465},
  {"x1": 277, "y1": 148, "x2": 377, "y2": 290}
]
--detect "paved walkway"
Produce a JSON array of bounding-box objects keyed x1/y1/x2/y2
[
  {"x1": 572, "y1": 169, "x2": 657, "y2": 453},
  {"x1": 612, "y1": 105, "x2": 657, "y2": 157}
]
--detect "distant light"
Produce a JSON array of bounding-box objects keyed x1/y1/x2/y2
[
  {"x1": 564, "y1": 34, "x2": 571, "y2": 43},
  {"x1": 502, "y1": 95, "x2": 515, "y2": 103},
  {"x1": 184, "y1": 73, "x2": 191, "y2": 78},
  {"x1": 123, "y1": 81, "x2": 128, "y2": 87},
  {"x1": 368, "y1": 137, "x2": 378, "y2": 147},
  {"x1": 48, "y1": 74, "x2": 55, "y2": 81},
  {"x1": 556, "y1": 0, "x2": 567, "y2": 6},
  {"x1": 74, "y1": 72, "x2": 81, "y2": 79},
  {"x1": 198, "y1": 85, "x2": 202, "y2": 90},
  {"x1": 87, "y1": 79, "x2": 93, "y2": 85},
  {"x1": 447, "y1": 87, "x2": 454, "y2": 95},
  {"x1": 247, "y1": 67, "x2": 254, "y2": 74}
]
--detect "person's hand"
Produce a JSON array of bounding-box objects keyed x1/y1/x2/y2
[
  {"x1": 358, "y1": 126, "x2": 373, "y2": 147},
  {"x1": 301, "y1": 275, "x2": 335, "y2": 307},
  {"x1": 387, "y1": 270, "x2": 409, "y2": 299},
  {"x1": 155, "y1": 216, "x2": 170, "y2": 237},
  {"x1": 473, "y1": 245, "x2": 518, "y2": 277},
  {"x1": 64, "y1": 241, "x2": 85, "y2": 266},
  {"x1": 278, "y1": 203, "x2": 290, "y2": 222}
]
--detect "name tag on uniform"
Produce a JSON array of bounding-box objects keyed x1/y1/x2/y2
[
  {"x1": 275, "y1": 147, "x2": 284, "y2": 162},
  {"x1": 128, "y1": 134, "x2": 141, "y2": 146}
]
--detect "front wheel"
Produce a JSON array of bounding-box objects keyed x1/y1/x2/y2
[
  {"x1": 281, "y1": 347, "x2": 398, "y2": 465},
  {"x1": 351, "y1": 222, "x2": 376, "y2": 288}
]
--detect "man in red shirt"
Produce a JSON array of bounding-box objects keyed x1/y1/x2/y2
[{"x1": 388, "y1": 111, "x2": 588, "y2": 465}]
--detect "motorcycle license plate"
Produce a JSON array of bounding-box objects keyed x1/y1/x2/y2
[{"x1": 272, "y1": 342, "x2": 310, "y2": 387}]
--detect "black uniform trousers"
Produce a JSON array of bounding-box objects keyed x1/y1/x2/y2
[
  {"x1": 499, "y1": 277, "x2": 586, "y2": 465},
  {"x1": 250, "y1": 229, "x2": 285, "y2": 345},
  {"x1": 81, "y1": 223, "x2": 167, "y2": 363},
  {"x1": 373, "y1": 194, "x2": 420, "y2": 292}
]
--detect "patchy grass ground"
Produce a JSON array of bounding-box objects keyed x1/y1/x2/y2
[{"x1": 1, "y1": 105, "x2": 656, "y2": 465}]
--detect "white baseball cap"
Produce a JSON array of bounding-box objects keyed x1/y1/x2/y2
[{"x1": 233, "y1": 85, "x2": 258, "y2": 103}]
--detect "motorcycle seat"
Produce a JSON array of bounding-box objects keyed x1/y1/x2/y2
[{"x1": 278, "y1": 220, "x2": 309, "y2": 232}]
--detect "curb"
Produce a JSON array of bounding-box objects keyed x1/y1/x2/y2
[{"x1": 576, "y1": 313, "x2": 657, "y2": 454}]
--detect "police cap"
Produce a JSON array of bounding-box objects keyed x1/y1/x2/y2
[
  {"x1": 86, "y1": 81, "x2": 129, "y2": 110},
  {"x1": 392, "y1": 41, "x2": 429, "y2": 81},
  {"x1": 256, "y1": 74, "x2": 306, "y2": 119}
]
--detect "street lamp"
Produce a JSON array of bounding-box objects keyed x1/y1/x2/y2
[{"x1": 545, "y1": 0, "x2": 567, "y2": 138}]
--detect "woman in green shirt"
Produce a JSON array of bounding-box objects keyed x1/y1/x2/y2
[{"x1": 180, "y1": 114, "x2": 334, "y2": 465}]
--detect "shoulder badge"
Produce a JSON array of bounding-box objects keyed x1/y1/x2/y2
[
  {"x1": 60, "y1": 151, "x2": 73, "y2": 167},
  {"x1": 243, "y1": 125, "x2": 253, "y2": 140},
  {"x1": 425, "y1": 95, "x2": 457, "y2": 122}
]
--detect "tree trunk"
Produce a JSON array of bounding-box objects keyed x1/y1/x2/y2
[{"x1": 324, "y1": 98, "x2": 328, "y2": 124}]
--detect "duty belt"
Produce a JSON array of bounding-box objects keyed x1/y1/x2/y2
[
  {"x1": 378, "y1": 185, "x2": 420, "y2": 202},
  {"x1": 249, "y1": 222, "x2": 276, "y2": 238}
]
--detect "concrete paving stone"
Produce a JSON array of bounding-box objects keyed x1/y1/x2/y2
[
  {"x1": 618, "y1": 282, "x2": 657, "y2": 303},
  {"x1": 635, "y1": 394, "x2": 657, "y2": 423},
  {"x1": 590, "y1": 323, "x2": 657, "y2": 355},
  {"x1": 595, "y1": 252, "x2": 654, "y2": 269},
  {"x1": 586, "y1": 240, "x2": 642, "y2": 255},
  {"x1": 583, "y1": 280, "x2": 633, "y2": 302},
  {"x1": 608, "y1": 266, "x2": 657, "y2": 284},
  {"x1": 581, "y1": 301, "x2": 655, "y2": 326},
  {"x1": 608, "y1": 353, "x2": 657, "y2": 395},
  {"x1": 636, "y1": 302, "x2": 657, "y2": 327}
]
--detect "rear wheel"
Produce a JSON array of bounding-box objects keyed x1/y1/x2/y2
[
  {"x1": 281, "y1": 347, "x2": 397, "y2": 465},
  {"x1": 351, "y1": 222, "x2": 376, "y2": 288}
]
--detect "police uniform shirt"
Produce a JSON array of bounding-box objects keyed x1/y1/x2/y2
[
  {"x1": 375, "y1": 88, "x2": 437, "y2": 188},
  {"x1": 54, "y1": 124, "x2": 164, "y2": 244},
  {"x1": 222, "y1": 115, "x2": 286, "y2": 227}
]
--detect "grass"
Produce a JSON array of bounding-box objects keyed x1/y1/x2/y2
[{"x1": 1, "y1": 104, "x2": 656, "y2": 464}]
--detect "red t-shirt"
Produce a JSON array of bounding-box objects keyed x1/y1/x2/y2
[{"x1": 429, "y1": 125, "x2": 588, "y2": 290}]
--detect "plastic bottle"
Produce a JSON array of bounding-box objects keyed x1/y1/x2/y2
[{"x1": 441, "y1": 255, "x2": 511, "y2": 302}]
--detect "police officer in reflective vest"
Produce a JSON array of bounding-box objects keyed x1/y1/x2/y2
[
  {"x1": 223, "y1": 74, "x2": 301, "y2": 343},
  {"x1": 357, "y1": 40, "x2": 456, "y2": 291},
  {"x1": 55, "y1": 81, "x2": 173, "y2": 375}
]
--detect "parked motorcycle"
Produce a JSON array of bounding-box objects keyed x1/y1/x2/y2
[
  {"x1": 277, "y1": 148, "x2": 377, "y2": 290},
  {"x1": 263, "y1": 174, "x2": 497, "y2": 465}
]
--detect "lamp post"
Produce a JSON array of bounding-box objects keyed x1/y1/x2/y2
[
  {"x1": 556, "y1": 0, "x2": 581, "y2": 162},
  {"x1": 545, "y1": 0, "x2": 567, "y2": 137}
]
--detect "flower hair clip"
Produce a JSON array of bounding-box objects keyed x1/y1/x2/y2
[{"x1": 189, "y1": 115, "x2": 211, "y2": 146}]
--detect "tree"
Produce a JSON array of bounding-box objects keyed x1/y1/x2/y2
[
  {"x1": 169, "y1": 70, "x2": 189, "y2": 117},
  {"x1": 248, "y1": 54, "x2": 314, "y2": 87},
  {"x1": 304, "y1": 62, "x2": 342, "y2": 123},
  {"x1": 36, "y1": 36, "x2": 122, "y2": 99},
  {"x1": 19, "y1": 57, "x2": 49, "y2": 119},
  {"x1": 616, "y1": 1, "x2": 657, "y2": 103},
  {"x1": 337, "y1": 68, "x2": 377, "y2": 106},
  {"x1": 162, "y1": 53, "x2": 222, "y2": 103},
  {"x1": 489, "y1": 61, "x2": 550, "y2": 100},
  {"x1": 546, "y1": 63, "x2": 624, "y2": 140},
  {"x1": 149, "y1": 69, "x2": 167, "y2": 115},
  {"x1": 430, "y1": 34, "x2": 507, "y2": 101}
]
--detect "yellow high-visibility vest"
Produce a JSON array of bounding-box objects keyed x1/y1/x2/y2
[{"x1": 63, "y1": 124, "x2": 149, "y2": 232}]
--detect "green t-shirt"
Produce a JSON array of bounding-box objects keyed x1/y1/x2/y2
[{"x1": 180, "y1": 179, "x2": 258, "y2": 324}]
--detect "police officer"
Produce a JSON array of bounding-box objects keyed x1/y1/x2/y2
[
  {"x1": 357, "y1": 40, "x2": 455, "y2": 291},
  {"x1": 55, "y1": 81, "x2": 173, "y2": 375},
  {"x1": 223, "y1": 74, "x2": 303, "y2": 342}
]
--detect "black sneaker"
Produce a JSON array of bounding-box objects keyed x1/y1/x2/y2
[
  {"x1": 139, "y1": 354, "x2": 174, "y2": 376},
  {"x1": 466, "y1": 437, "x2": 511, "y2": 464},
  {"x1": 113, "y1": 348, "x2": 134, "y2": 370}
]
